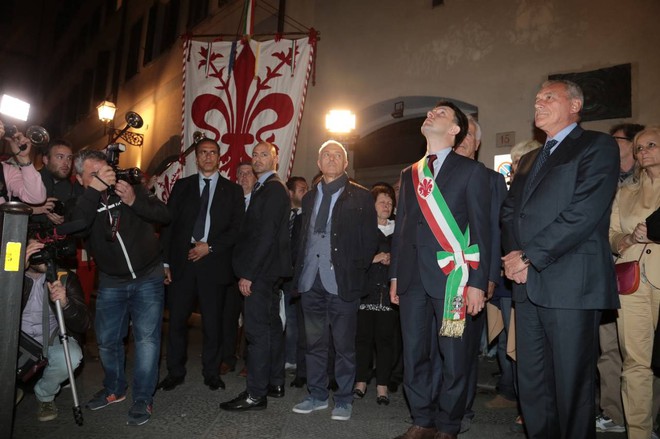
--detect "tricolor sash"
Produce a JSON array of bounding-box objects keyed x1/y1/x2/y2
[{"x1": 412, "y1": 156, "x2": 480, "y2": 337}]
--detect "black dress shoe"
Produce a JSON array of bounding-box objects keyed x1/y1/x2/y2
[
  {"x1": 290, "y1": 377, "x2": 306, "y2": 388},
  {"x1": 204, "y1": 375, "x2": 226, "y2": 391},
  {"x1": 353, "y1": 387, "x2": 366, "y2": 399},
  {"x1": 267, "y1": 385, "x2": 285, "y2": 398},
  {"x1": 158, "y1": 375, "x2": 185, "y2": 391},
  {"x1": 376, "y1": 395, "x2": 390, "y2": 406},
  {"x1": 219, "y1": 391, "x2": 267, "y2": 411}
]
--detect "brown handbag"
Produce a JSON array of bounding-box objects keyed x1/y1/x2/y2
[{"x1": 615, "y1": 244, "x2": 648, "y2": 295}]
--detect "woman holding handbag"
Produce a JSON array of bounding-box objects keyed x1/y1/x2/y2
[{"x1": 609, "y1": 126, "x2": 660, "y2": 439}]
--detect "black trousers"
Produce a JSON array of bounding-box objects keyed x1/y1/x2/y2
[
  {"x1": 516, "y1": 299, "x2": 599, "y2": 439},
  {"x1": 244, "y1": 276, "x2": 285, "y2": 398},
  {"x1": 166, "y1": 260, "x2": 229, "y2": 380},
  {"x1": 221, "y1": 283, "x2": 243, "y2": 368},
  {"x1": 399, "y1": 274, "x2": 479, "y2": 435},
  {"x1": 355, "y1": 309, "x2": 398, "y2": 385}
]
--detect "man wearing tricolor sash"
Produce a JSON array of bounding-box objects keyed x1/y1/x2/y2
[{"x1": 389, "y1": 101, "x2": 491, "y2": 439}]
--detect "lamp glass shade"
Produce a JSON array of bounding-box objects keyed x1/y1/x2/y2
[{"x1": 97, "y1": 101, "x2": 117, "y2": 123}]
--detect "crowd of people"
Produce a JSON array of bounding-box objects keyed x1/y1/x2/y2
[{"x1": 4, "y1": 78, "x2": 660, "y2": 439}]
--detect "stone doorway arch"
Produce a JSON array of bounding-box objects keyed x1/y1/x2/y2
[{"x1": 352, "y1": 96, "x2": 477, "y2": 188}]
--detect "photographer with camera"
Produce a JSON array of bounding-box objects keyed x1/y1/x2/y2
[
  {"x1": 19, "y1": 238, "x2": 90, "y2": 422},
  {"x1": 30, "y1": 139, "x2": 81, "y2": 225},
  {"x1": 70, "y1": 149, "x2": 170, "y2": 426},
  {"x1": 0, "y1": 120, "x2": 46, "y2": 205}
]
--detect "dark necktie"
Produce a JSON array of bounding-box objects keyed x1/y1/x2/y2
[
  {"x1": 192, "y1": 178, "x2": 211, "y2": 241},
  {"x1": 427, "y1": 154, "x2": 437, "y2": 177},
  {"x1": 251, "y1": 181, "x2": 262, "y2": 196},
  {"x1": 289, "y1": 208, "x2": 298, "y2": 235},
  {"x1": 528, "y1": 139, "x2": 558, "y2": 185}
]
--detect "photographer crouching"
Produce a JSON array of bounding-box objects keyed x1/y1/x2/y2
[
  {"x1": 69, "y1": 149, "x2": 170, "y2": 426},
  {"x1": 20, "y1": 238, "x2": 90, "y2": 421}
]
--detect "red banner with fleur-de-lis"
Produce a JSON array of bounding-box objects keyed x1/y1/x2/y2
[{"x1": 155, "y1": 34, "x2": 316, "y2": 202}]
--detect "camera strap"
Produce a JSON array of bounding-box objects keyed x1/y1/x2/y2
[{"x1": 101, "y1": 192, "x2": 121, "y2": 241}]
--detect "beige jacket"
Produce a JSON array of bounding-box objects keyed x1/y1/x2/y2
[{"x1": 609, "y1": 170, "x2": 660, "y2": 289}]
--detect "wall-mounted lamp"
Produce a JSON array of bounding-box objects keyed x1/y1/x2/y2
[
  {"x1": 325, "y1": 110, "x2": 356, "y2": 134},
  {"x1": 325, "y1": 109, "x2": 359, "y2": 146},
  {"x1": 391, "y1": 101, "x2": 404, "y2": 119},
  {"x1": 96, "y1": 100, "x2": 144, "y2": 147},
  {"x1": 96, "y1": 100, "x2": 117, "y2": 125}
]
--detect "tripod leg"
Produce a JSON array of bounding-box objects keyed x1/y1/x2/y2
[{"x1": 54, "y1": 300, "x2": 83, "y2": 426}]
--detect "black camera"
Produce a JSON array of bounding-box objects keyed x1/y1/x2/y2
[
  {"x1": 52, "y1": 200, "x2": 65, "y2": 216},
  {"x1": 29, "y1": 239, "x2": 77, "y2": 265},
  {"x1": 105, "y1": 143, "x2": 143, "y2": 185}
]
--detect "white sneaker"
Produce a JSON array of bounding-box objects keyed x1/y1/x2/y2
[
  {"x1": 331, "y1": 403, "x2": 352, "y2": 421},
  {"x1": 292, "y1": 396, "x2": 328, "y2": 414},
  {"x1": 595, "y1": 414, "x2": 626, "y2": 433}
]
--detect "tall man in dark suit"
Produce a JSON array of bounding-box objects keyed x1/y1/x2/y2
[
  {"x1": 501, "y1": 80, "x2": 620, "y2": 439},
  {"x1": 389, "y1": 101, "x2": 491, "y2": 439},
  {"x1": 159, "y1": 138, "x2": 244, "y2": 392},
  {"x1": 220, "y1": 141, "x2": 291, "y2": 411}
]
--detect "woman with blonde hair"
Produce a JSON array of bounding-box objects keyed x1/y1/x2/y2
[{"x1": 609, "y1": 126, "x2": 660, "y2": 439}]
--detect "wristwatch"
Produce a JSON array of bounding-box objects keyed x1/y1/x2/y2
[{"x1": 520, "y1": 252, "x2": 530, "y2": 265}]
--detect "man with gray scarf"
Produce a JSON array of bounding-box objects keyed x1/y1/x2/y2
[{"x1": 291, "y1": 140, "x2": 378, "y2": 421}]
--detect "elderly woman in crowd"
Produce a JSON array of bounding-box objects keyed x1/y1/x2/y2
[
  {"x1": 353, "y1": 183, "x2": 397, "y2": 405},
  {"x1": 609, "y1": 126, "x2": 660, "y2": 439}
]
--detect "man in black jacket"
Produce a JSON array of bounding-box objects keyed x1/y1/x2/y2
[
  {"x1": 21, "y1": 239, "x2": 91, "y2": 422},
  {"x1": 30, "y1": 139, "x2": 82, "y2": 227},
  {"x1": 220, "y1": 141, "x2": 291, "y2": 412},
  {"x1": 70, "y1": 150, "x2": 170, "y2": 426},
  {"x1": 291, "y1": 140, "x2": 378, "y2": 421}
]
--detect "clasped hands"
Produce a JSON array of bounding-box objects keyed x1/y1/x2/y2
[{"x1": 502, "y1": 250, "x2": 529, "y2": 284}]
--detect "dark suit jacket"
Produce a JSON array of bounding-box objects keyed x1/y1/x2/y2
[
  {"x1": 500, "y1": 125, "x2": 620, "y2": 309},
  {"x1": 161, "y1": 173, "x2": 244, "y2": 284},
  {"x1": 233, "y1": 173, "x2": 292, "y2": 281},
  {"x1": 390, "y1": 151, "x2": 491, "y2": 296},
  {"x1": 488, "y1": 169, "x2": 507, "y2": 284},
  {"x1": 293, "y1": 179, "x2": 378, "y2": 302}
]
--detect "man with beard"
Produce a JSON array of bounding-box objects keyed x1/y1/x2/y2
[{"x1": 31, "y1": 139, "x2": 82, "y2": 226}]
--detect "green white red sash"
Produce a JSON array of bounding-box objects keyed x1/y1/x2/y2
[{"x1": 412, "y1": 156, "x2": 480, "y2": 338}]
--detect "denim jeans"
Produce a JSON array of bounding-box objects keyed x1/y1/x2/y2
[
  {"x1": 301, "y1": 276, "x2": 359, "y2": 405},
  {"x1": 34, "y1": 338, "x2": 83, "y2": 402},
  {"x1": 95, "y1": 275, "x2": 164, "y2": 403}
]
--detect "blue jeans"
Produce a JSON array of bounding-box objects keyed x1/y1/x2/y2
[
  {"x1": 95, "y1": 275, "x2": 164, "y2": 403},
  {"x1": 301, "y1": 276, "x2": 359, "y2": 405},
  {"x1": 284, "y1": 289, "x2": 299, "y2": 365},
  {"x1": 34, "y1": 339, "x2": 83, "y2": 402}
]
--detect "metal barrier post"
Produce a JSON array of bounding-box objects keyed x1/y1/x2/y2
[{"x1": 0, "y1": 202, "x2": 32, "y2": 435}]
